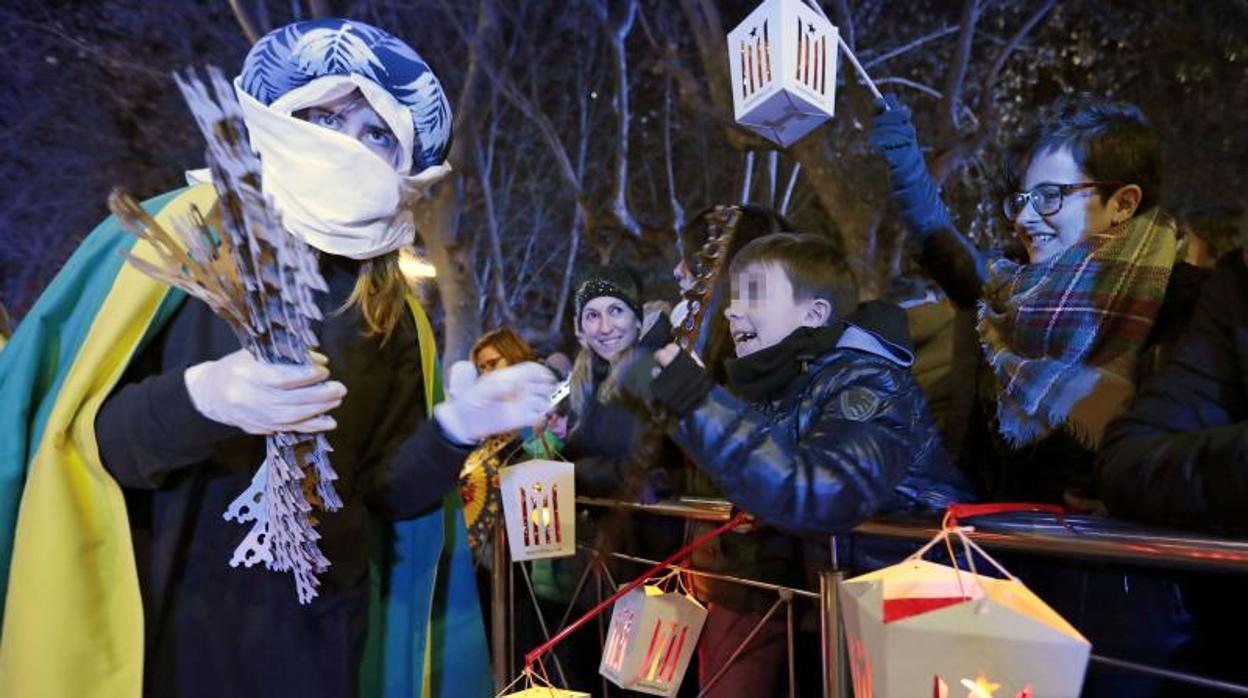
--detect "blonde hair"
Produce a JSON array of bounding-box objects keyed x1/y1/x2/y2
[
  {"x1": 339, "y1": 250, "x2": 409, "y2": 344},
  {"x1": 568, "y1": 344, "x2": 638, "y2": 434}
]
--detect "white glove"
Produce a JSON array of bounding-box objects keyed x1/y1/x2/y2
[
  {"x1": 184, "y1": 349, "x2": 347, "y2": 435},
  {"x1": 434, "y1": 361, "x2": 558, "y2": 445},
  {"x1": 445, "y1": 360, "x2": 478, "y2": 402}
]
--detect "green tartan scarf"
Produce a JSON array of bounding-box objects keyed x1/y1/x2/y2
[{"x1": 978, "y1": 207, "x2": 1177, "y2": 447}]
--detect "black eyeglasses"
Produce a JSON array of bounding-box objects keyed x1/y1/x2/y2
[{"x1": 1001, "y1": 181, "x2": 1123, "y2": 220}]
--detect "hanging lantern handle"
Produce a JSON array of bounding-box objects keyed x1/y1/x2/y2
[{"x1": 800, "y1": 0, "x2": 885, "y2": 102}]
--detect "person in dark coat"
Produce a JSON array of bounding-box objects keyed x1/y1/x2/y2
[
  {"x1": 628, "y1": 232, "x2": 971, "y2": 697},
  {"x1": 870, "y1": 94, "x2": 1213, "y2": 697},
  {"x1": 1098, "y1": 249, "x2": 1248, "y2": 530},
  {"x1": 1095, "y1": 248, "x2": 1248, "y2": 694},
  {"x1": 71, "y1": 18, "x2": 557, "y2": 698}
]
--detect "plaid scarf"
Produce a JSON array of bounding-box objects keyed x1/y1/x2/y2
[{"x1": 978, "y1": 208, "x2": 1177, "y2": 447}]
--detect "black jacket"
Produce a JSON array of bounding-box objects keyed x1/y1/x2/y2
[
  {"x1": 670, "y1": 311, "x2": 972, "y2": 537},
  {"x1": 1097, "y1": 252, "x2": 1248, "y2": 530}
]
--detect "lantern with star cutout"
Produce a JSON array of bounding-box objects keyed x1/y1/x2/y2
[{"x1": 839, "y1": 528, "x2": 1089, "y2": 698}]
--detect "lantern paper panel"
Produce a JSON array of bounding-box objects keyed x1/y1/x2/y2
[
  {"x1": 599, "y1": 586, "x2": 708, "y2": 697},
  {"x1": 498, "y1": 459, "x2": 575, "y2": 561},
  {"x1": 839, "y1": 558, "x2": 1089, "y2": 698},
  {"x1": 934, "y1": 674, "x2": 1034, "y2": 698},
  {"x1": 726, "y1": 0, "x2": 840, "y2": 147}
]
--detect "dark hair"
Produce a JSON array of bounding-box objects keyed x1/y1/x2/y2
[
  {"x1": 1183, "y1": 206, "x2": 1247, "y2": 260},
  {"x1": 1006, "y1": 95, "x2": 1161, "y2": 212},
  {"x1": 729, "y1": 232, "x2": 858, "y2": 315},
  {"x1": 679, "y1": 204, "x2": 794, "y2": 277}
]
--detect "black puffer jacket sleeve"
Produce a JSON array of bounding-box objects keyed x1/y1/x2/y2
[
  {"x1": 914, "y1": 225, "x2": 990, "y2": 310},
  {"x1": 1097, "y1": 254, "x2": 1248, "y2": 530},
  {"x1": 670, "y1": 355, "x2": 917, "y2": 536}
]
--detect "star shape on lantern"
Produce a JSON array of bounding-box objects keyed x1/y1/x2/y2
[{"x1": 961, "y1": 673, "x2": 1001, "y2": 698}]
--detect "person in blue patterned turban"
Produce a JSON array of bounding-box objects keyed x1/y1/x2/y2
[{"x1": 0, "y1": 17, "x2": 547, "y2": 698}]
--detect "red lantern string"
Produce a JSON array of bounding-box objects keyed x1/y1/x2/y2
[
  {"x1": 524, "y1": 511, "x2": 751, "y2": 670},
  {"x1": 942, "y1": 502, "x2": 1066, "y2": 530}
]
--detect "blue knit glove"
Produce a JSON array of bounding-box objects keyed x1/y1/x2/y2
[{"x1": 869, "y1": 95, "x2": 955, "y2": 240}]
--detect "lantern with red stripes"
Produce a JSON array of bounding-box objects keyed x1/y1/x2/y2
[
  {"x1": 599, "y1": 585, "x2": 707, "y2": 697},
  {"x1": 498, "y1": 459, "x2": 575, "y2": 561},
  {"x1": 727, "y1": 0, "x2": 839, "y2": 147},
  {"x1": 839, "y1": 528, "x2": 1089, "y2": 698}
]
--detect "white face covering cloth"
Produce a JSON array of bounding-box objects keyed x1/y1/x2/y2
[{"x1": 187, "y1": 75, "x2": 451, "y2": 260}]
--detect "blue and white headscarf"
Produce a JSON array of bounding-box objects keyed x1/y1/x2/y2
[{"x1": 240, "y1": 18, "x2": 452, "y2": 171}]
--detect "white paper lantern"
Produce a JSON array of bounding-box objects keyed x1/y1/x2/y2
[
  {"x1": 599, "y1": 586, "x2": 708, "y2": 697},
  {"x1": 498, "y1": 459, "x2": 576, "y2": 561},
  {"x1": 839, "y1": 531, "x2": 1089, "y2": 698},
  {"x1": 727, "y1": 0, "x2": 840, "y2": 147}
]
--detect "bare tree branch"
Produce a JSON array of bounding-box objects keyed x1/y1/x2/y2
[
  {"x1": 937, "y1": 0, "x2": 980, "y2": 141},
  {"x1": 863, "y1": 25, "x2": 958, "y2": 69},
  {"x1": 931, "y1": 0, "x2": 1058, "y2": 182},
  {"x1": 473, "y1": 112, "x2": 515, "y2": 324},
  {"x1": 740, "y1": 150, "x2": 755, "y2": 204},
  {"x1": 767, "y1": 150, "x2": 779, "y2": 206},
  {"x1": 976, "y1": 0, "x2": 1058, "y2": 117},
  {"x1": 828, "y1": 0, "x2": 855, "y2": 50},
  {"x1": 663, "y1": 75, "x2": 685, "y2": 243},
  {"x1": 779, "y1": 162, "x2": 801, "y2": 216},
  {"x1": 228, "y1": 0, "x2": 260, "y2": 44},
  {"x1": 594, "y1": 0, "x2": 643, "y2": 238},
  {"x1": 307, "y1": 0, "x2": 332, "y2": 19},
  {"x1": 877, "y1": 76, "x2": 943, "y2": 99}
]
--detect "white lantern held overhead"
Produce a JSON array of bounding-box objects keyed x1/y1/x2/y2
[
  {"x1": 727, "y1": 0, "x2": 840, "y2": 147},
  {"x1": 498, "y1": 459, "x2": 576, "y2": 561}
]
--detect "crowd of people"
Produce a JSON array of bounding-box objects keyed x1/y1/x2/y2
[{"x1": 0, "y1": 13, "x2": 1246, "y2": 698}]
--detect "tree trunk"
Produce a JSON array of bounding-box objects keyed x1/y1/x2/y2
[{"x1": 417, "y1": 175, "x2": 482, "y2": 369}]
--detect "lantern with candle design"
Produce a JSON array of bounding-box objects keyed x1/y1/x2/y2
[
  {"x1": 838, "y1": 528, "x2": 1089, "y2": 698},
  {"x1": 727, "y1": 0, "x2": 839, "y2": 147},
  {"x1": 598, "y1": 585, "x2": 707, "y2": 697},
  {"x1": 498, "y1": 459, "x2": 575, "y2": 561}
]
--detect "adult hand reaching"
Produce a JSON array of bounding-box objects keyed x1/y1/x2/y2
[{"x1": 434, "y1": 362, "x2": 559, "y2": 445}]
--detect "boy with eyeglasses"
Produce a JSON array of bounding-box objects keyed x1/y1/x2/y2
[
  {"x1": 870, "y1": 93, "x2": 1208, "y2": 505},
  {"x1": 870, "y1": 95, "x2": 1210, "y2": 696}
]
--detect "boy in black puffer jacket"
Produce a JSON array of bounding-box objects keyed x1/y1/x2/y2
[{"x1": 626, "y1": 232, "x2": 972, "y2": 697}]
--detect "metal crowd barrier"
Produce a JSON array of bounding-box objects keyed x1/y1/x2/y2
[{"x1": 487, "y1": 497, "x2": 1248, "y2": 696}]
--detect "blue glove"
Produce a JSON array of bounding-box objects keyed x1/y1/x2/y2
[{"x1": 869, "y1": 95, "x2": 955, "y2": 239}]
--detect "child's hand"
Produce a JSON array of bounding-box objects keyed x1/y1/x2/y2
[
  {"x1": 654, "y1": 343, "x2": 681, "y2": 371},
  {"x1": 655, "y1": 343, "x2": 703, "y2": 373}
]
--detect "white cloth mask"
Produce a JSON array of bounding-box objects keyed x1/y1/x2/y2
[{"x1": 188, "y1": 75, "x2": 451, "y2": 260}]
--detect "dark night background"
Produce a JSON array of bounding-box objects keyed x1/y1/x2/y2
[{"x1": 1, "y1": 0, "x2": 1245, "y2": 360}]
